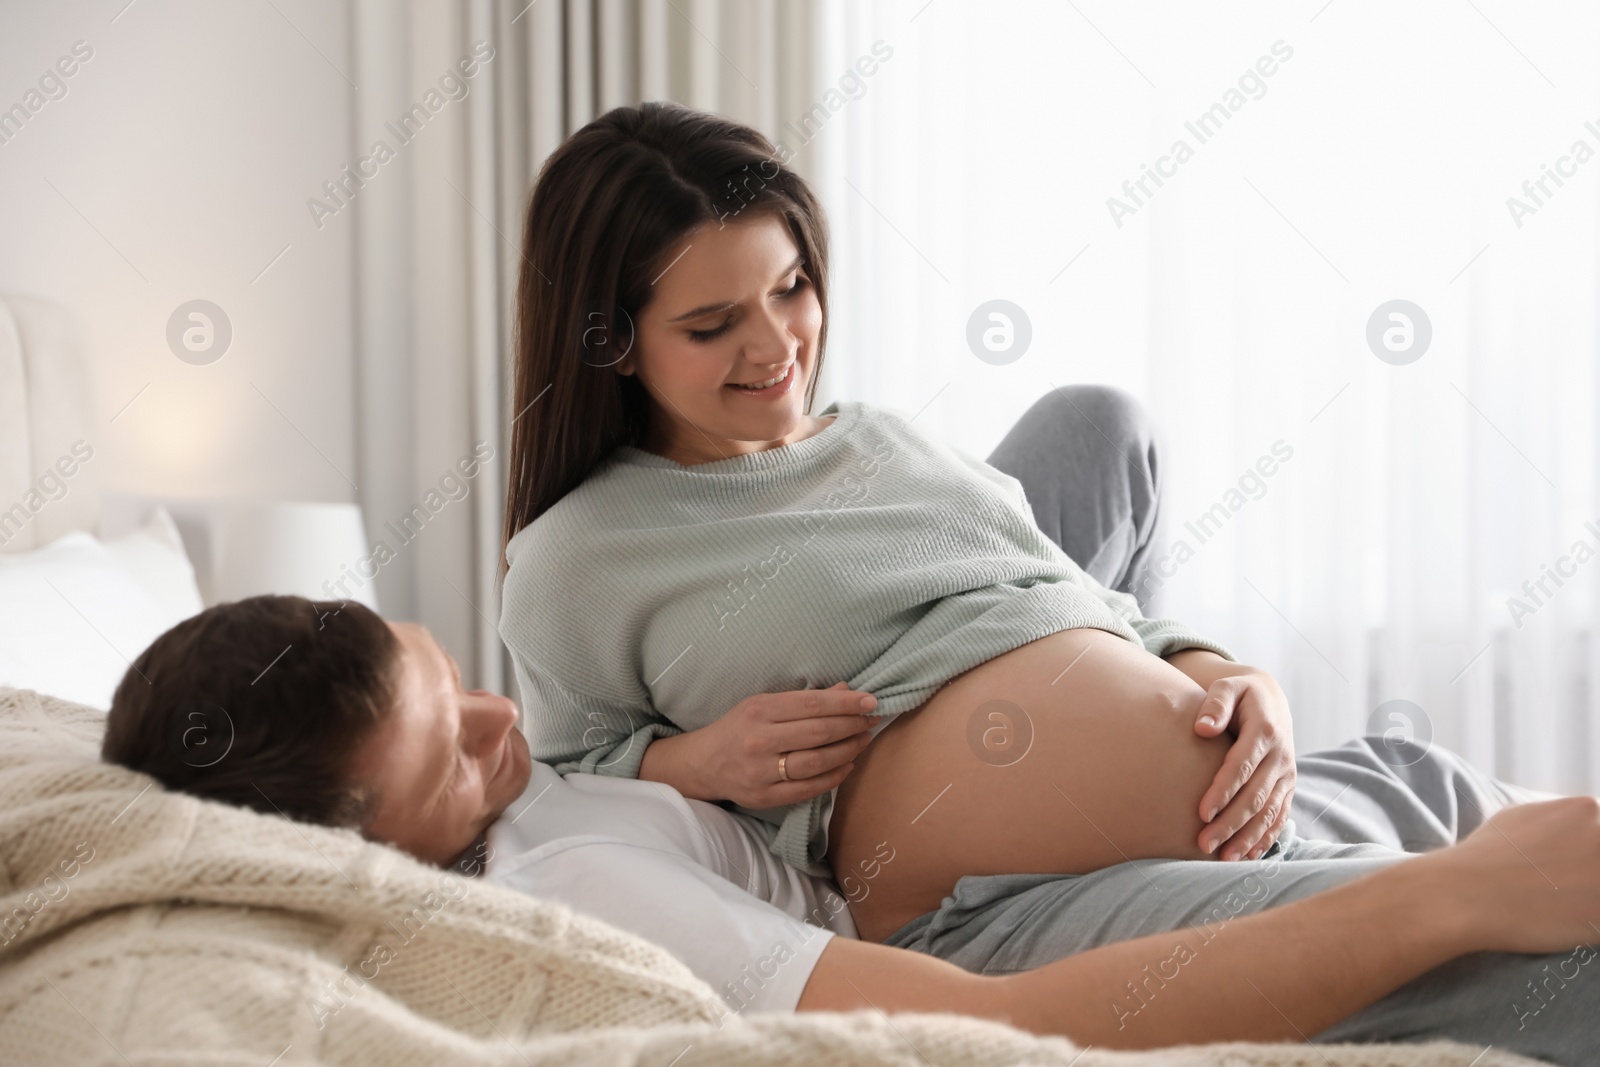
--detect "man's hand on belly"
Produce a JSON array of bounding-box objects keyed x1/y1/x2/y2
[{"x1": 1164, "y1": 650, "x2": 1297, "y2": 862}]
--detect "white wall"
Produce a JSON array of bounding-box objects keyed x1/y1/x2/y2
[{"x1": 0, "y1": 0, "x2": 357, "y2": 503}]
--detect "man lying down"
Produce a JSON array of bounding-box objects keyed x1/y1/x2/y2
[{"x1": 102, "y1": 595, "x2": 1600, "y2": 1064}]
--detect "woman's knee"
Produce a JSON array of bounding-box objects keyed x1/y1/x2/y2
[
  {"x1": 989, "y1": 384, "x2": 1159, "y2": 490},
  {"x1": 1039, "y1": 384, "x2": 1154, "y2": 451}
]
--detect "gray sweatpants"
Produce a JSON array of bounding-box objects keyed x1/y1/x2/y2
[
  {"x1": 920, "y1": 387, "x2": 1595, "y2": 1065},
  {"x1": 884, "y1": 736, "x2": 1591, "y2": 1064}
]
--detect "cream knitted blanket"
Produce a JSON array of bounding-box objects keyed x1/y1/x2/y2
[{"x1": 0, "y1": 687, "x2": 1547, "y2": 1066}]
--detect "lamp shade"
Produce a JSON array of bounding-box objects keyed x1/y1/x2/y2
[{"x1": 211, "y1": 502, "x2": 378, "y2": 611}]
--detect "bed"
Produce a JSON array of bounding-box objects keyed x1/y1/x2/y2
[{"x1": 0, "y1": 292, "x2": 1548, "y2": 1066}]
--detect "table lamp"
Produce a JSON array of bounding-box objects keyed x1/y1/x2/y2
[{"x1": 211, "y1": 502, "x2": 379, "y2": 611}]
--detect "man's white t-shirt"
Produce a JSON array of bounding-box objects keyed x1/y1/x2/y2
[{"x1": 484, "y1": 760, "x2": 857, "y2": 1015}]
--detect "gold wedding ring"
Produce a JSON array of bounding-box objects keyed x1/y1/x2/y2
[{"x1": 778, "y1": 753, "x2": 790, "y2": 781}]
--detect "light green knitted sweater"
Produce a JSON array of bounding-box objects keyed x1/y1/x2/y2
[{"x1": 499, "y1": 400, "x2": 1236, "y2": 876}]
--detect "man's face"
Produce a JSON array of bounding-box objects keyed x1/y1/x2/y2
[{"x1": 348, "y1": 622, "x2": 531, "y2": 866}]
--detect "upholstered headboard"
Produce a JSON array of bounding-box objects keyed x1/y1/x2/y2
[{"x1": 0, "y1": 294, "x2": 100, "y2": 552}]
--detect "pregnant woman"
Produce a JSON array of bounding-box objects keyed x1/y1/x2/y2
[{"x1": 501, "y1": 102, "x2": 1299, "y2": 943}]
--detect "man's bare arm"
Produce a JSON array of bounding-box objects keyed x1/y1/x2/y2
[{"x1": 799, "y1": 797, "x2": 1600, "y2": 1049}]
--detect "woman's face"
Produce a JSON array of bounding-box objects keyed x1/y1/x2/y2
[
  {"x1": 619, "y1": 210, "x2": 824, "y2": 465},
  {"x1": 348, "y1": 622, "x2": 530, "y2": 867}
]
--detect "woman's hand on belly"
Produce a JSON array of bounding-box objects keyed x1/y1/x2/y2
[
  {"x1": 639, "y1": 682, "x2": 878, "y2": 807},
  {"x1": 1179, "y1": 661, "x2": 1297, "y2": 861}
]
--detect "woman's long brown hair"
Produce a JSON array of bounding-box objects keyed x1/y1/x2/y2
[{"x1": 502, "y1": 102, "x2": 831, "y2": 565}]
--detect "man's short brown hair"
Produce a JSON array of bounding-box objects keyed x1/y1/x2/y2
[{"x1": 102, "y1": 595, "x2": 402, "y2": 828}]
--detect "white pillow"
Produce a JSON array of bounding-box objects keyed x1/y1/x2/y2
[{"x1": 0, "y1": 507, "x2": 205, "y2": 709}]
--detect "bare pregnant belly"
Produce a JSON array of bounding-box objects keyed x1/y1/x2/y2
[{"x1": 828, "y1": 627, "x2": 1231, "y2": 943}]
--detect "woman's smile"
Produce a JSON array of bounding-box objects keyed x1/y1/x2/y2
[{"x1": 725, "y1": 361, "x2": 797, "y2": 398}]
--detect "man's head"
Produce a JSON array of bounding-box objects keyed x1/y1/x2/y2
[
  {"x1": 349, "y1": 617, "x2": 530, "y2": 864},
  {"x1": 102, "y1": 595, "x2": 531, "y2": 867}
]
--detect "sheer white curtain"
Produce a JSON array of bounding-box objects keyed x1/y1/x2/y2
[{"x1": 811, "y1": 0, "x2": 1600, "y2": 792}]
